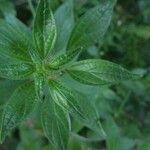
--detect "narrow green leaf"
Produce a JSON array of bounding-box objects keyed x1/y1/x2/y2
[
  {"x1": 0, "y1": 63, "x2": 34, "y2": 80},
  {"x1": 67, "y1": 0, "x2": 116, "y2": 50},
  {"x1": 54, "y1": 0, "x2": 74, "y2": 52},
  {"x1": 41, "y1": 93, "x2": 70, "y2": 150},
  {"x1": 66, "y1": 59, "x2": 140, "y2": 85},
  {"x1": 33, "y1": 0, "x2": 57, "y2": 59},
  {"x1": 34, "y1": 73, "x2": 46, "y2": 101},
  {"x1": 48, "y1": 48, "x2": 82, "y2": 69},
  {"x1": 0, "y1": 82, "x2": 36, "y2": 142},
  {"x1": 48, "y1": 80, "x2": 105, "y2": 136},
  {"x1": 0, "y1": 15, "x2": 32, "y2": 62}
]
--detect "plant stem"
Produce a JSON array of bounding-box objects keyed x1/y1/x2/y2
[{"x1": 27, "y1": 0, "x2": 35, "y2": 17}]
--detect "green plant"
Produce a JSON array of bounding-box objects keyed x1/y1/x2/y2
[{"x1": 0, "y1": 0, "x2": 140, "y2": 149}]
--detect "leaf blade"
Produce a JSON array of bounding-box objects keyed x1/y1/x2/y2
[
  {"x1": 0, "y1": 82, "x2": 36, "y2": 142},
  {"x1": 0, "y1": 63, "x2": 34, "y2": 80},
  {"x1": 66, "y1": 59, "x2": 140, "y2": 85},
  {"x1": 41, "y1": 92, "x2": 70, "y2": 150},
  {"x1": 67, "y1": 0, "x2": 116, "y2": 50},
  {"x1": 48, "y1": 48, "x2": 82, "y2": 69},
  {"x1": 54, "y1": 0, "x2": 74, "y2": 52},
  {"x1": 48, "y1": 80, "x2": 105, "y2": 136},
  {"x1": 33, "y1": 0, "x2": 57, "y2": 59},
  {"x1": 0, "y1": 16, "x2": 32, "y2": 62}
]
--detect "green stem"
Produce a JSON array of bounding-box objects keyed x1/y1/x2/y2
[{"x1": 27, "y1": 0, "x2": 35, "y2": 17}]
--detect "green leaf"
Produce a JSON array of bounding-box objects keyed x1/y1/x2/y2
[
  {"x1": 54, "y1": 0, "x2": 74, "y2": 52},
  {"x1": 48, "y1": 48, "x2": 82, "y2": 69},
  {"x1": 34, "y1": 73, "x2": 46, "y2": 101},
  {"x1": 41, "y1": 92, "x2": 70, "y2": 150},
  {"x1": 67, "y1": 0, "x2": 116, "y2": 50},
  {"x1": 0, "y1": 82, "x2": 36, "y2": 143},
  {"x1": 33, "y1": 0, "x2": 57, "y2": 59},
  {"x1": 0, "y1": 63, "x2": 34, "y2": 80},
  {"x1": 48, "y1": 80, "x2": 105, "y2": 136},
  {"x1": 66, "y1": 59, "x2": 140, "y2": 85},
  {"x1": 0, "y1": 0, "x2": 16, "y2": 17},
  {"x1": 0, "y1": 15, "x2": 32, "y2": 62},
  {"x1": 0, "y1": 80, "x2": 23, "y2": 104}
]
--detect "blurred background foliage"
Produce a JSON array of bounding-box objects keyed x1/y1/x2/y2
[{"x1": 0, "y1": 0, "x2": 149, "y2": 149}]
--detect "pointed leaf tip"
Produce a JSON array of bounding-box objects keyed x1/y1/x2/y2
[
  {"x1": 66, "y1": 59, "x2": 140, "y2": 85},
  {"x1": 33, "y1": 0, "x2": 57, "y2": 59}
]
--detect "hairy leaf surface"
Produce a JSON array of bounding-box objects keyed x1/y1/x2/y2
[
  {"x1": 67, "y1": 59, "x2": 139, "y2": 85},
  {"x1": 33, "y1": 0, "x2": 57, "y2": 59},
  {"x1": 49, "y1": 48, "x2": 82, "y2": 69},
  {"x1": 0, "y1": 15, "x2": 32, "y2": 62},
  {"x1": 67, "y1": 0, "x2": 116, "y2": 50},
  {"x1": 48, "y1": 80, "x2": 105, "y2": 135},
  {"x1": 34, "y1": 73, "x2": 46, "y2": 101},
  {"x1": 0, "y1": 82, "x2": 36, "y2": 142},
  {"x1": 0, "y1": 63, "x2": 34, "y2": 80},
  {"x1": 41, "y1": 92, "x2": 70, "y2": 150}
]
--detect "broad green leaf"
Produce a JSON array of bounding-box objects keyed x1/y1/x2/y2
[
  {"x1": 66, "y1": 59, "x2": 139, "y2": 85},
  {"x1": 0, "y1": 82, "x2": 36, "y2": 142},
  {"x1": 48, "y1": 48, "x2": 82, "y2": 69},
  {"x1": 54, "y1": 0, "x2": 74, "y2": 52},
  {"x1": 41, "y1": 93, "x2": 70, "y2": 150},
  {"x1": 67, "y1": 0, "x2": 116, "y2": 50},
  {"x1": 48, "y1": 80, "x2": 105, "y2": 136},
  {"x1": 0, "y1": 63, "x2": 34, "y2": 80},
  {"x1": 33, "y1": 0, "x2": 57, "y2": 59},
  {"x1": 0, "y1": 15, "x2": 32, "y2": 62}
]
